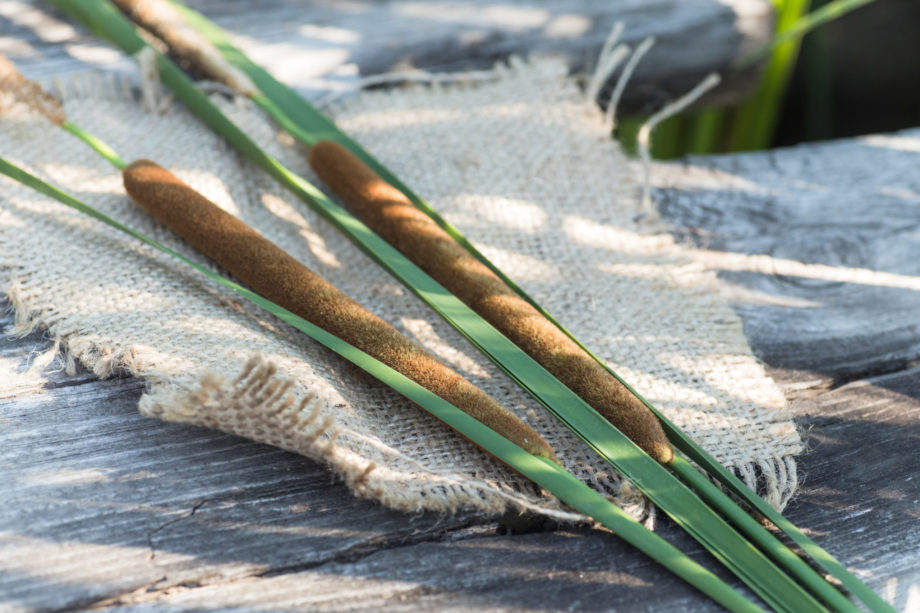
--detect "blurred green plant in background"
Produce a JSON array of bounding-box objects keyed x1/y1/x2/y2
[{"x1": 618, "y1": 0, "x2": 877, "y2": 158}]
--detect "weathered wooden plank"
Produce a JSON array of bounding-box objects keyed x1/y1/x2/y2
[
  {"x1": 35, "y1": 367, "x2": 917, "y2": 613},
  {"x1": 783, "y1": 366, "x2": 920, "y2": 613},
  {"x1": 3, "y1": 0, "x2": 772, "y2": 111},
  {"x1": 653, "y1": 128, "x2": 920, "y2": 384},
  {"x1": 0, "y1": 311, "x2": 99, "y2": 393},
  {"x1": 100, "y1": 527, "x2": 743, "y2": 612}
]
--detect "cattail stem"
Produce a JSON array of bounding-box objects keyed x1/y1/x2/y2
[
  {"x1": 122, "y1": 158, "x2": 560, "y2": 464},
  {"x1": 62, "y1": 121, "x2": 128, "y2": 170},
  {"x1": 307, "y1": 140, "x2": 674, "y2": 464}
]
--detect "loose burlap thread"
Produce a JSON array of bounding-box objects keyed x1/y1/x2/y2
[{"x1": 0, "y1": 58, "x2": 802, "y2": 519}]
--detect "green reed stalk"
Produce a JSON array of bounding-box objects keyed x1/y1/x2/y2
[{"x1": 61, "y1": 121, "x2": 128, "y2": 169}]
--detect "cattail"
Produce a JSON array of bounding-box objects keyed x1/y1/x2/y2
[
  {"x1": 110, "y1": 0, "x2": 257, "y2": 96},
  {"x1": 0, "y1": 54, "x2": 66, "y2": 125},
  {"x1": 122, "y1": 159, "x2": 559, "y2": 464},
  {"x1": 308, "y1": 141, "x2": 673, "y2": 464}
]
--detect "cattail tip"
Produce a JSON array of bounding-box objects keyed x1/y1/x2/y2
[{"x1": 0, "y1": 54, "x2": 66, "y2": 125}]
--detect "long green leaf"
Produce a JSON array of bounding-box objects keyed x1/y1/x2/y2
[
  {"x1": 62, "y1": 120, "x2": 128, "y2": 169},
  {"x1": 0, "y1": 156, "x2": 762, "y2": 612},
  {"x1": 53, "y1": 2, "x2": 831, "y2": 610},
  {"x1": 728, "y1": 0, "x2": 812, "y2": 151},
  {"x1": 734, "y1": 0, "x2": 877, "y2": 71},
  {"x1": 162, "y1": 3, "x2": 889, "y2": 611}
]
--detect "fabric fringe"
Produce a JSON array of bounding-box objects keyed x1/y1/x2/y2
[{"x1": 0, "y1": 52, "x2": 800, "y2": 521}]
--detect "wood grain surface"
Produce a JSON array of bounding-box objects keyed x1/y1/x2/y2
[
  {"x1": 2, "y1": 2, "x2": 919, "y2": 611},
  {"x1": 654, "y1": 130, "x2": 920, "y2": 384},
  {"x1": 3, "y1": 0, "x2": 771, "y2": 111}
]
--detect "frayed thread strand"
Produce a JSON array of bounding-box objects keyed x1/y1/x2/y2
[
  {"x1": 637, "y1": 72, "x2": 721, "y2": 221},
  {"x1": 605, "y1": 36, "x2": 655, "y2": 130},
  {"x1": 585, "y1": 21, "x2": 627, "y2": 103}
]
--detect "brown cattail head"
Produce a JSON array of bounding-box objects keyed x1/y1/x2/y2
[
  {"x1": 0, "y1": 54, "x2": 66, "y2": 125},
  {"x1": 111, "y1": 0, "x2": 257, "y2": 96},
  {"x1": 308, "y1": 141, "x2": 674, "y2": 464},
  {"x1": 122, "y1": 159, "x2": 559, "y2": 464}
]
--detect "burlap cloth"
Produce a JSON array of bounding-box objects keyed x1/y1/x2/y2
[{"x1": 0, "y1": 58, "x2": 802, "y2": 520}]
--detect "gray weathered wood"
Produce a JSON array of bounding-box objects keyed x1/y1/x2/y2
[
  {"x1": 653, "y1": 128, "x2": 920, "y2": 385},
  {"x1": 3, "y1": 0, "x2": 772, "y2": 111},
  {"x1": 36, "y1": 369, "x2": 919, "y2": 613},
  {"x1": 3, "y1": 4, "x2": 920, "y2": 610},
  {"x1": 784, "y1": 367, "x2": 920, "y2": 613}
]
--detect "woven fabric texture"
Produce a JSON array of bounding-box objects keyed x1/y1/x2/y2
[{"x1": 0, "y1": 59, "x2": 802, "y2": 518}]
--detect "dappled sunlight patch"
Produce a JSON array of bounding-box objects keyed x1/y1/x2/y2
[
  {"x1": 860, "y1": 133, "x2": 920, "y2": 153},
  {"x1": 562, "y1": 214, "x2": 672, "y2": 254},
  {"x1": 690, "y1": 248, "x2": 920, "y2": 293},
  {"x1": 448, "y1": 194, "x2": 547, "y2": 235},
  {"x1": 391, "y1": 4, "x2": 548, "y2": 29},
  {"x1": 20, "y1": 467, "x2": 113, "y2": 486}
]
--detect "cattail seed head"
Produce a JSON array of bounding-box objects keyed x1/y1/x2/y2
[
  {"x1": 308, "y1": 141, "x2": 674, "y2": 464},
  {"x1": 122, "y1": 158, "x2": 559, "y2": 464}
]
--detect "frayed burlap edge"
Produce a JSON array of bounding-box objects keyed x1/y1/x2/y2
[
  {"x1": 0, "y1": 59, "x2": 800, "y2": 521},
  {"x1": 2, "y1": 277, "x2": 588, "y2": 522}
]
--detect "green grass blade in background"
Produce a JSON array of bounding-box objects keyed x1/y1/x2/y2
[
  {"x1": 685, "y1": 109, "x2": 724, "y2": 155},
  {"x1": 727, "y1": 0, "x2": 876, "y2": 152},
  {"x1": 728, "y1": 0, "x2": 811, "y2": 151},
  {"x1": 738, "y1": 0, "x2": 876, "y2": 70},
  {"x1": 0, "y1": 156, "x2": 764, "y2": 613},
  {"x1": 620, "y1": 0, "x2": 876, "y2": 158}
]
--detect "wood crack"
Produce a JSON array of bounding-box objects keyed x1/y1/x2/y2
[
  {"x1": 255, "y1": 520, "x2": 501, "y2": 580},
  {"x1": 146, "y1": 499, "x2": 209, "y2": 564},
  {"x1": 826, "y1": 358, "x2": 920, "y2": 392}
]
